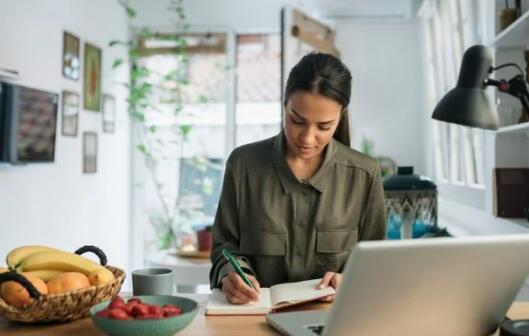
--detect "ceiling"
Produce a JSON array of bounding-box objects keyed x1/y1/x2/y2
[{"x1": 307, "y1": 0, "x2": 415, "y2": 20}]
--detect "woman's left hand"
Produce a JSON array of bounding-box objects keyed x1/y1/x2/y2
[{"x1": 317, "y1": 272, "x2": 342, "y2": 302}]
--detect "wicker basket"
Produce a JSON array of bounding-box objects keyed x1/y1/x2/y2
[{"x1": 0, "y1": 266, "x2": 125, "y2": 323}]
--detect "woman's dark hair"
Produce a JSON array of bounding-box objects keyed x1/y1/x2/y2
[{"x1": 283, "y1": 52, "x2": 352, "y2": 147}]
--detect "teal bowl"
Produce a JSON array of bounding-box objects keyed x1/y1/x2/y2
[{"x1": 90, "y1": 295, "x2": 198, "y2": 336}]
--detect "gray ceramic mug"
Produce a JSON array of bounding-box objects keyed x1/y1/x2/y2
[{"x1": 132, "y1": 268, "x2": 174, "y2": 296}]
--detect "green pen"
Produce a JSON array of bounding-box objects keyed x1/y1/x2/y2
[{"x1": 222, "y1": 248, "x2": 256, "y2": 290}]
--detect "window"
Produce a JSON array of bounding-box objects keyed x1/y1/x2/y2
[
  {"x1": 235, "y1": 34, "x2": 281, "y2": 146},
  {"x1": 136, "y1": 32, "x2": 231, "y2": 250},
  {"x1": 133, "y1": 31, "x2": 284, "y2": 251},
  {"x1": 419, "y1": 0, "x2": 486, "y2": 207}
]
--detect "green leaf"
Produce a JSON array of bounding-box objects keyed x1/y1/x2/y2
[
  {"x1": 136, "y1": 144, "x2": 147, "y2": 153},
  {"x1": 198, "y1": 95, "x2": 209, "y2": 104},
  {"x1": 124, "y1": 5, "x2": 137, "y2": 18},
  {"x1": 138, "y1": 27, "x2": 154, "y2": 39},
  {"x1": 112, "y1": 59, "x2": 124, "y2": 69},
  {"x1": 179, "y1": 124, "x2": 191, "y2": 138},
  {"x1": 149, "y1": 125, "x2": 157, "y2": 133}
]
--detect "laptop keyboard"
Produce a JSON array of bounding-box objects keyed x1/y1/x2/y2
[{"x1": 306, "y1": 324, "x2": 325, "y2": 335}]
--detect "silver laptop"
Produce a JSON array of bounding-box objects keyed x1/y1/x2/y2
[{"x1": 267, "y1": 235, "x2": 529, "y2": 336}]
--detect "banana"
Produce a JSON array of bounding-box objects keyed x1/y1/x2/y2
[
  {"x1": 6, "y1": 245, "x2": 61, "y2": 269},
  {"x1": 0, "y1": 267, "x2": 8, "y2": 274},
  {"x1": 17, "y1": 250, "x2": 105, "y2": 275},
  {"x1": 25, "y1": 269, "x2": 64, "y2": 282},
  {"x1": 88, "y1": 268, "x2": 115, "y2": 286}
]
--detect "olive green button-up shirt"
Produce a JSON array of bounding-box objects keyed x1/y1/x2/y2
[{"x1": 210, "y1": 132, "x2": 386, "y2": 288}]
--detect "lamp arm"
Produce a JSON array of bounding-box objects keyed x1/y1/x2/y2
[
  {"x1": 486, "y1": 75, "x2": 529, "y2": 115},
  {"x1": 489, "y1": 63, "x2": 525, "y2": 75}
]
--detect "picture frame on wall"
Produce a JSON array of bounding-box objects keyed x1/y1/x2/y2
[
  {"x1": 62, "y1": 31, "x2": 80, "y2": 81},
  {"x1": 83, "y1": 42, "x2": 102, "y2": 111},
  {"x1": 102, "y1": 94, "x2": 116, "y2": 133},
  {"x1": 83, "y1": 131, "x2": 97, "y2": 174},
  {"x1": 61, "y1": 90, "x2": 79, "y2": 136}
]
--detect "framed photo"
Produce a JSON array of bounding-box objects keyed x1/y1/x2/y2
[
  {"x1": 62, "y1": 31, "x2": 80, "y2": 81},
  {"x1": 102, "y1": 94, "x2": 116, "y2": 133},
  {"x1": 83, "y1": 42, "x2": 102, "y2": 111},
  {"x1": 61, "y1": 91, "x2": 79, "y2": 136},
  {"x1": 83, "y1": 132, "x2": 97, "y2": 174}
]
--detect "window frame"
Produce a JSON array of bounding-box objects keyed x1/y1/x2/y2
[{"x1": 419, "y1": 0, "x2": 486, "y2": 209}]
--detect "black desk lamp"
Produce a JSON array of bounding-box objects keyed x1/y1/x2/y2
[
  {"x1": 432, "y1": 45, "x2": 529, "y2": 336},
  {"x1": 432, "y1": 44, "x2": 529, "y2": 130}
]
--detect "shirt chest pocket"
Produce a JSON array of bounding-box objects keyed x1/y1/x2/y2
[
  {"x1": 315, "y1": 227, "x2": 358, "y2": 273},
  {"x1": 240, "y1": 231, "x2": 287, "y2": 256},
  {"x1": 316, "y1": 227, "x2": 358, "y2": 253}
]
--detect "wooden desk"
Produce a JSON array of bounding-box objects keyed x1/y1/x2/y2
[{"x1": 1, "y1": 294, "x2": 528, "y2": 336}]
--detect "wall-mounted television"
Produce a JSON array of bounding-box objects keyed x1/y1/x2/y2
[{"x1": 0, "y1": 82, "x2": 59, "y2": 163}]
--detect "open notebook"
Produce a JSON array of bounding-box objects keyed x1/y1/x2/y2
[{"x1": 206, "y1": 279, "x2": 336, "y2": 315}]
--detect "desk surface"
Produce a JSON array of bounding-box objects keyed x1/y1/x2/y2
[{"x1": 1, "y1": 294, "x2": 528, "y2": 336}]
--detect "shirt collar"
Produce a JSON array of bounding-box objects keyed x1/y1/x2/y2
[{"x1": 272, "y1": 131, "x2": 337, "y2": 194}]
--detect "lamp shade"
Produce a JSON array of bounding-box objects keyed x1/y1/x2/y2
[{"x1": 432, "y1": 45, "x2": 499, "y2": 130}]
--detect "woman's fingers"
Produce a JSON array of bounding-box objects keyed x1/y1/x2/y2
[
  {"x1": 227, "y1": 271, "x2": 260, "y2": 300},
  {"x1": 222, "y1": 277, "x2": 252, "y2": 304},
  {"x1": 331, "y1": 273, "x2": 343, "y2": 292},
  {"x1": 221, "y1": 272, "x2": 260, "y2": 304},
  {"x1": 318, "y1": 272, "x2": 335, "y2": 289},
  {"x1": 320, "y1": 295, "x2": 336, "y2": 302},
  {"x1": 248, "y1": 274, "x2": 261, "y2": 293}
]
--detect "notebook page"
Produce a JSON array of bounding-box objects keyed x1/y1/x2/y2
[
  {"x1": 205, "y1": 288, "x2": 272, "y2": 315},
  {"x1": 270, "y1": 279, "x2": 335, "y2": 307}
]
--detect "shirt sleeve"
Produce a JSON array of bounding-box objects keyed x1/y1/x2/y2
[
  {"x1": 209, "y1": 161, "x2": 256, "y2": 288},
  {"x1": 358, "y1": 162, "x2": 387, "y2": 241}
]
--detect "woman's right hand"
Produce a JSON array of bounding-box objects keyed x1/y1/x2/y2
[{"x1": 221, "y1": 271, "x2": 261, "y2": 304}]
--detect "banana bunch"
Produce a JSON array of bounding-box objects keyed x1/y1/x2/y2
[{"x1": 4, "y1": 245, "x2": 115, "y2": 285}]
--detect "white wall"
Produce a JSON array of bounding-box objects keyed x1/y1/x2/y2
[
  {"x1": 336, "y1": 20, "x2": 426, "y2": 174},
  {"x1": 0, "y1": 1, "x2": 131, "y2": 286}
]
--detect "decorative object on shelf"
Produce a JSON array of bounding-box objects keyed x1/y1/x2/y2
[
  {"x1": 83, "y1": 42, "x2": 102, "y2": 111},
  {"x1": 196, "y1": 225, "x2": 212, "y2": 252},
  {"x1": 376, "y1": 156, "x2": 397, "y2": 177},
  {"x1": 102, "y1": 94, "x2": 115, "y2": 133},
  {"x1": 62, "y1": 31, "x2": 80, "y2": 81},
  {"x1": 499, "y1": 0, "x2": 520, "y2": 31},
  {"x1": 173, "y1": 248, "x2": 210, "y2": 259},
  {"x1": 61, "y1": 91, "x2": 79, "y2": 136},
  {"x1": 493, "y1": 168, "x2": 529, "y2": 218},
  {"x1": 83, "y1": 131, "x2": 97, "y2": 174},
  {"x1": 383, "y1": 166, "x2": 439, "y2": 240},
  {"x1": 432, "y1": 45, "x2": 529, "y2": 130}
]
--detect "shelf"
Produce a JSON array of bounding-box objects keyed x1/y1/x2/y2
[
  {"x1": 496, "y1": 122, "x2": 529, "y2": 135},
  {"x1": 493, "y1": 10, "x2": 529, "y2": 48},
  {"x1": 505, "y1": 218, "x2": 529, "y2": 229}
]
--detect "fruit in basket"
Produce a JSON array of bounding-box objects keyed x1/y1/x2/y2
[
  {"x1": 6, "y1": 245, "x2": 60, "y2": 269},
  {"x1": 17, "y1": 250, "x2": 106, "y2": 275},
  {"x1": 25, "y1": 269, "x2": 64, "y2": 282},
  {"x1": 46, "y1": 272, "x2": 91, "y2": 294},
  {"x1": 0, "y1": 272, "x2": 48, "y2": 309},
  {"x1": 0, "y1": 267, "x2": 7, "y2": 274},
  {"x1": 88, "y1": 267, "x2": 115, "y2": 285}
]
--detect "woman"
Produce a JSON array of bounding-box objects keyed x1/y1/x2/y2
[{"x1": 209, "y1": 52, "x2": 386, "y2": 304}]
